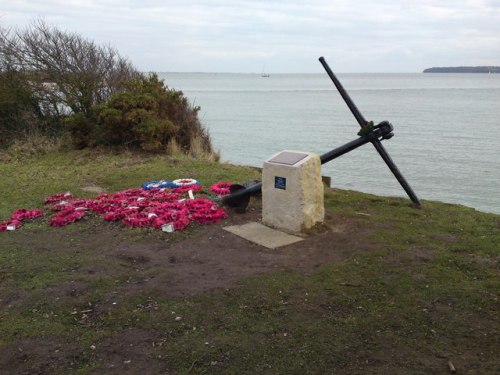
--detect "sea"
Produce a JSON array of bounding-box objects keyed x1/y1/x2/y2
[{"x1": 158, "y1": 72, "x2": 500, "y2": 215}]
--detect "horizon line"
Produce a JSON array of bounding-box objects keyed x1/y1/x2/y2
[{"x1": 148, "y1": 71, "x2": 423, "y2": 75}]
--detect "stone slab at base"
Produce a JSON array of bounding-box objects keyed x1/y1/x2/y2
[{"x1": 223, "y1": 222, "x2": 303, "y2": 249}]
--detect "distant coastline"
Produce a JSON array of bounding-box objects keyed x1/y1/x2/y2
[{"x1": 423, "y1": 66, "x2": 500, "y2": 73}]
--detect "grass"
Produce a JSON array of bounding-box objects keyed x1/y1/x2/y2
[
  {"x1": 0, "y1": 150, "x2": 498, "y2": 374},
  {"x1": 0, "y1": 149, "x2": 258, "y2": 218}
]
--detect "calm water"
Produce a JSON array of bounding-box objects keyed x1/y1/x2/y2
[{"x1": 159, "y1": 72, "x2": 500, "y2": 214}]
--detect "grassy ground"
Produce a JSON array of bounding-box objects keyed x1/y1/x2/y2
[{"x1": 0, "y1": 150, "x2": 498, "y2": 374}]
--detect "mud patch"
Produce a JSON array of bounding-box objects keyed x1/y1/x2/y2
[
  {"x1": 0, "y1": 337, "x2": 80, "y2": 375},
  {"x1": 90, "y1": 329, "x2": 168, "y2": 374}
]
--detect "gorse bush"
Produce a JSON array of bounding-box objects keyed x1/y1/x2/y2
[
  {"x1": 66, "y1": 74, "x2": 214, "y2": 155},
  {"x1": 96, "y1": 74, "x2": 184, "y2": 150},
  {"x1": 0, "y1": 19, "x2": 215, "y2": 159}
]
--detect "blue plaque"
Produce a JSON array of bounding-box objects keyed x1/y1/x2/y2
[{"x1": 275, "y1": 176, "x2": 286, "y2": 190}]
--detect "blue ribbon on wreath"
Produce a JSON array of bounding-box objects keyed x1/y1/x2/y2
[{"x1": 141, "y1": 180, "x2": 176, "y2": 190}]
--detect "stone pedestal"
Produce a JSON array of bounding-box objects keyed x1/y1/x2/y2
[{"x1": 262, "y1": 150, "x2": 324, "y2": 234}]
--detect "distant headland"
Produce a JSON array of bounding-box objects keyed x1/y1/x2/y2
[{"x1": 423, "y1": 66, "x2": 500, "y2": 73}]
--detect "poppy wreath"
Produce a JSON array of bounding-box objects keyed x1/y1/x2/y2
[
  {"x1": 152, "y1": 215, "x2": 190, "y2": 231},
  {"x1": 172, "y1": 184, "x2": 202, "y2": 195},
  {"x1": 127, "y1": 197, "x2": 150, "y2": 209},
  {"x1": 172, "y1": 178, "x2": 199, "y2": 187},
  {"x1": 115, "y1": 188, "x2": 144, "y2": 198},
  {"x1": 94, "y1": 193, "x2": 114, "y2": 200},
  {"x1": 49, "y1": 208, "x2": 86, "y2": 227},
  {"x1": 69, "y1": 199, "x2": 91, "y2": 208},
  {"x1": 183, "y1": 198, "x2": 217, "y2": 212},
  {"x1": 191, "y1": 208, "x2": 228, "y2": 224},
  {"x1": 52, "y1": 200, "x2": 87, "y2": 211},
  {"x1": 123, "y1": 206, "x2": 142, "y2": 214},
  {"x1": 44, "y1": 192, "x2": 74, "y2": 204},
  {"x1": 141, "y1": 180, "x2": 175, "y2": 190},
  {"x1": 50, "y1": 202, "x2": 72, "y2": 211},
  {"x1": 209, "y1": 182, "x2": 233, "y2": 196},
  {"x1": 103, "y1": 210, "x2": 127, "y2": 222},
  {"x1": 151, "y1": 202, "x2": 190, "y2": 217},
  {"x1": 88, "y1": 199, "x2": 116, "y2": 214},
  {"x1": 1, "y1": 208, "x2": 44, "y2": 232},
  {"x1": 0, "y1": 219, "x2": 23, "y2": 232},
  {"x1": 10, "y1": 208, "x2": 44, "y2": 221},
  {"x1": 147, "y1": 202, "x2": 191, "y2": 231},
  {"x1": 122, "y1": 212, "x2": 153, "y2": 228},
  {"x1": 149, "y1": 191, "x2": 182, "y2": 202}
]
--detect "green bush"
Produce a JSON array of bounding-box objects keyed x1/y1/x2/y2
[
  {"x1": 64, "y1": 112, "x2": 95, "y2": 149},
  {"x1": 67, "y1": 74, "x2": 214, "y2": 155}
]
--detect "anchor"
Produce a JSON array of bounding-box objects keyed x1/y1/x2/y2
[{"x1": 222, "y1": 56, "x2": 421, "y2": 211}]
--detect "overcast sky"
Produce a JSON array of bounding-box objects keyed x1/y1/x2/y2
[{"x1": 2, "y1": 0, "x2": 499, "y2": 73}]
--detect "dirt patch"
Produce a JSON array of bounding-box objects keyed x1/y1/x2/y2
[
  {"x1": 106, "y1": 203, "x2": 373, "y2": 297},
  {"x1": 383, "y1": 246, "x2": 436, "y2": 268},
  {"x1": 0, "y1": 337, "x2": 81, "y2": 375},
  {"x1": 91, "y1": 329, "x2": 168, "y2": 374},
  {"x1": 0, "y1": 199, "x2": 376, "y2": 374},
  {"x1": 6, "y1": 196, "x2": 496, "y2": 375}
]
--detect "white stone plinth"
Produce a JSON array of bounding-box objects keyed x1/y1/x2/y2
[{"x1": 262, "y1": 150, "x2": 324, "y2": 234}]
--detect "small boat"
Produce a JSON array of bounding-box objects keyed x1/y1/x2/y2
[{"x1": 261, "y1": 65, "x2": 270, "y2": 77}]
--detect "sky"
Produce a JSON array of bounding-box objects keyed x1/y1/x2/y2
[{"x1": 1, "y1": 0, "x2": 499, "y2": 73}]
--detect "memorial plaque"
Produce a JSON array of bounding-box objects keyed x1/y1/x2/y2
[
  {"x1": 275, "y1": 176, "x2": 286, "y2": 190},
  {"x1": 268, "y1": 151, "x2": 308, "y2": 166}
]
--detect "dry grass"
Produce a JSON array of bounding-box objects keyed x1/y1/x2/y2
[
  {"x1": 0, "y1": 132, "x2": 67, "y2": 161},
  {"x1": 166, "y1": 136, "x2": 220, "y2": 162}
]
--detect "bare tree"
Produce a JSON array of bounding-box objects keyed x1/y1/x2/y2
[{"x1": 0, "y1": 19, "x2": 140, "y2": 119}]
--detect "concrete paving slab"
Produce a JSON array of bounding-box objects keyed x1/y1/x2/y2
[{"x1": 223, "y1": 222, "x2": 304, "y2": 249}]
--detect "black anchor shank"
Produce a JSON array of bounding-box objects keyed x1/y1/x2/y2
[{"x1": 318, "y1": 56, "x2": 421, "y2": 206}]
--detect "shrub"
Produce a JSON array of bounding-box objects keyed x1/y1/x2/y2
[{"x1": 67, "y1": 74, "x2": 215, "y2": 156}]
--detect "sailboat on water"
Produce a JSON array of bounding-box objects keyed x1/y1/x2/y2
[{"x1": 261, "y1": 65, "x2": 270, "y2": 77}]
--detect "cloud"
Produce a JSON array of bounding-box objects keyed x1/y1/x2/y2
[{"x1": 1, "y1": 0, "x2": 499, "y2": 72}]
